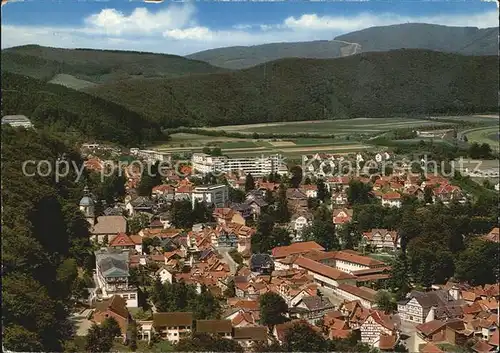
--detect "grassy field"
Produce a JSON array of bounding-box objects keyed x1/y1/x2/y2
[
  {"x1": 153, "y1": 133, "x2": 377, "y2": 157},
  {"x1": 207, "y1": 117, "x2": 454, "y2": 135},
  {"x1": 464, "y1": 126, "x2": 499, "y2": 150},
  {"x1": 150, "y1": 116, "x2": 496, "y2": 158}
]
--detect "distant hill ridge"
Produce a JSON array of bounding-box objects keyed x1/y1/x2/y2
[
  {"x1": 86, "y1": 49, "x2": 498, "y2": 129},
  {"x1": 187, "y1": 23, "x2": 498, "y2": 69},
  {"x1": 1, "y1": 44, "x2": 226, "y2": 84}
]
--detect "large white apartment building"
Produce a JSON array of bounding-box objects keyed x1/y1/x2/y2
[
  {"x1": 191, "y1": 153, "x2": 286, "y2": 177},
  {"x1": 130, "y1": 148, "x2": 172, "y2": 163},
  {"x1": 191, "y1": 184, "x2": 229, "y2": 209}
]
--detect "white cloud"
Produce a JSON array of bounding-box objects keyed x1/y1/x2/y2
[
  {"x1": 83, "y1": 4, "x2": 196, "y2": 35},
  {"x1": 1, "y1": 4, "x2": 497, "y2": 56},
  {"x1": 282, "y1": 10, "x2": 498, "y2": 32}
]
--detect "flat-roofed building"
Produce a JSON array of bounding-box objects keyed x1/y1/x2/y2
[{"x1": 1, "y1": 115, "x2": 33, "y2": 128}]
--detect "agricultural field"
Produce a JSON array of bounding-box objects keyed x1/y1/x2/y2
[
  {"x1": 463, "y1": 126, "x2": 499, "y2": 150},
  {"x1": 207, "y1": 117, "x2": 454, "y2": 136},
  {"x1": 151, "y1": 116, "x2": 497, "y2": 158},
  {"x1": 153, "y1": 133, "x2": 376, "y2": 157}
]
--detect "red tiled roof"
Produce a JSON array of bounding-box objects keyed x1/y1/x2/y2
[
  {"x1": 334, "y1": 250, "x2": 385, "y2": 267},
  {"x1": 337, "y1": 284, "x2": 376, "y2": 303},
  {"x1": 329, "y1": 329, "x2": 352, "y2": 339},
  {"x1": 416, "y1": 320, "x2": 447, "y2": 336},
  {"x1": 489, "y1": 329, "x2": 499, "y2": 347},
  {"x1": 272, "y1": 241, "x2": 325, "y2": 258},
  {"x1": 472, "y1": 340, "x2": 495, "y2": 353},
  {"x1": 294, "y1": 256, "x2": 357, "y2": 280},
  {"x1": 382, "y1": 192, "x2": 401, "y2": 200},
  {"x1": 420, "y1": 342, "x2": 444, "y2": 353},
  {"x1": 109, "y1": 232, "x2": 135, "y2": 247},
  {"x1": 378, "y1": 334, "x2": 396, "y2": 350}
]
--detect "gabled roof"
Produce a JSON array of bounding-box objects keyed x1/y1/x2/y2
[
  {"x1": 233, "y1": 326, "x2": 267, "y2": 341},
  {"x1": 95, "y1": 295, "x2": 129, "y2": 320},
  {"x1": 294, "y1": 256, "x2": 357, "y2": 280},
  {"x1": 92, "y1": 216, "x2": 127, "y2": 235},
  {"x1": 420, "y1": 342, "x2": 444, "y2": 353},
  {"x1": 153, "y1": 312, "x2": 193, "y2": 327},
  {"x1": 272, "y1": 241, "x2": 325, "y2": 258},
  {"x1": 109, "y1": 233, "x2": 135, "y2": 247},
  {"x1": 333, "y1": 250, "x2": 385, "y2": 267},
  {"x1": 472, "y1": 340, "x2": 495, "y2": 353},
  {"x1": 300, "y1": 296, "x2": 334, "y2": 311},
  {"x1": 196, "y1": 319, "x2": 232, "y2": 333}
]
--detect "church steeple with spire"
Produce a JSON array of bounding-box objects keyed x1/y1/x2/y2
[{"x1": 79, "y1": 186, "x2": 95, "y2": 226}]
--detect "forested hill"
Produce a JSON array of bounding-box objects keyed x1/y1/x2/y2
[
  {"x1": 87, "y1": 49, "x2": 499, "y2": 129},
  {"x1": 334, "y1": 23, "x2": 498, "y2": 56},
  {"x1": 2, "y1": 127, "x2": 92, "y2": 351},
  {"x1": 186, "y1": 23, "x2": 498, "y2": 69},
  {"x1": 1, "y1": 45, "x2": 227, "y2": 85},
  {"x1": 1, "y1": 72, "x2": 165, "y2": 145},
  {"x1": 186, "y1": 40, "x2": 349, "y2": 70}
]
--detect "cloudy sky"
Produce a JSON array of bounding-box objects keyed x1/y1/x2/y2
[{"x1": 1, "y1": 0, "x2": 497, "y2": 56}]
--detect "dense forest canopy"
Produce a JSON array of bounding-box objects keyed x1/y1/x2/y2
[
  {"x1": 88, "y1": 50, "x2": 498, "y2": 128},
  {"x1": 2, "y1": 127, "x2": 94, "y2": 351},
  {"x1": 1, "y1": 72, "x2": 165, "y2": 145}
]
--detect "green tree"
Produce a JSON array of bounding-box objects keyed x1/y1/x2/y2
[
  {"x1": 245, "y1": 173, "x2": 256, "y2": 192},
  {"x1": 85, "y1": 324, "x2": 114, "y2": 353},
  {"x1": 283, "y1": 322, "x2": 328, "y2": 352},
  {"x1": 170, "y1": 200, "x2": 195, "y2": 229},
  {"x1": 455, "y1": 238, "x2": 499, "y2": 286},
  {"x1": 259, "y1": 292, "x2": 288, "y2": 327},
  {"x1": 128, "y1": 320, "x2": 138, "y2": 351},
  {"x1": 316, "y1": 179, "x2": 330, "y2": 202},
  {"x1": 137, "y1": 161, "x2": 162, "y2": 196},
  {"x1": 302, "y1": 219, "x2": 339, "y2": 251},
  {"x1": 347, "y1": 180, "x2": 372, "y2": 205},
  {"x1": 274, "y1": 185, "x2": 290, "y2": 223},
  {"x1": 375, "y1": 290, "x2": 395, "y2": 313},
  {"x1": 229, "y1": 187, "x2": 246, "y2": 203},
  {"x1": 388, "y1": 252, "x2": 411, "y2": 299},
  {"x1": 102, "y1": 316, "x2": 122, "y2": 339},
  {"x1": 423, "y1": 186, "x2": 434, "y2": 204},
  {"x1": 128, "y1": 213, "x2": 150, "y2": 234},
  {"x1": 289, "y1": 166, "x2": 303, "y2": 188}
]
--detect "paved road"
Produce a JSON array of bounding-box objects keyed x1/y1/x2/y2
[
  {"x1": 218, "y1": 248, "x2": 238, "y2": 274},
  {"x1": 70, "y1": 309, "x2": 94, "y2": 336}
]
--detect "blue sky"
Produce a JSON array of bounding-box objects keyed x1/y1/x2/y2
[{"x1": 1, "y1": 0, "x2": 497, "y2": 55}]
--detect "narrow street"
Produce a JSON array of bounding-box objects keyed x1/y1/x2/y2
[{"x1": 218, "y1": 247, "x2": 238, "y2": 275}]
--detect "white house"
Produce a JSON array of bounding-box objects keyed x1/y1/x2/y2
[
  {"x1": 155, "y1": 266, "x2": 174, "y2": 284},
  {"x1": 94, "y1": 248, "x2": 138, "y2": 307},
  {"x1": 152, "y1": 312, "x2": 193, "y2": 343},
  {"x1": 291, "y1": 212, "x2": 313, "y2": 237},
  {"x1": 381, "y1": 192, "x2": 402, "y2": 208},
  {"x1": 191, "y1": 184, "x2": 229, "y2": 209},
  {"x1": 362, "y1": 229, "x2": 401, "y2": 251},
  {"x1": 360, "y1": 311, "x2": 397, "y2": 349}
]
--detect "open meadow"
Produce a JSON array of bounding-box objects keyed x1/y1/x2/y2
[
  {"x1": 151, "y1": 116, "x2": 498, "y2": 158},
  {"x1": 205, "y1": 117, "x2": 455, "y2": 136}
]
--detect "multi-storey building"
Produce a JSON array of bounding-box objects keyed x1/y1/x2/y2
[
  {"x1": 1, "y1": 115, "x2": 34, "y2": 128},
  {"x1": 191, "y1": 184, "x2": 229, "y2": 209},
  {"x1": 94, "y1": 248, "x2": 138, "y2": 307},
  {"x1": 130, "y1": 149, "x2": 172, "y2": 163},
  {"x1": 191, "y1": 153, "x2": 286, "y2": 177},
  {"x1": 152, "y1": 312, "x2": 193, "y2": 343}
]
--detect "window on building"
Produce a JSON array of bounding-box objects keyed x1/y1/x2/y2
[
  {"x1": 122, "y1": 294, "x2": 128, "y2": 299},
  {"x1": 130, "y1": 294, "x2": 136, "y2": 299}
]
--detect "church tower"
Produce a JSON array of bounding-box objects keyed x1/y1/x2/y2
[{"x1": 79, "y1": 186, "x2": 95, "y2": 226}]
